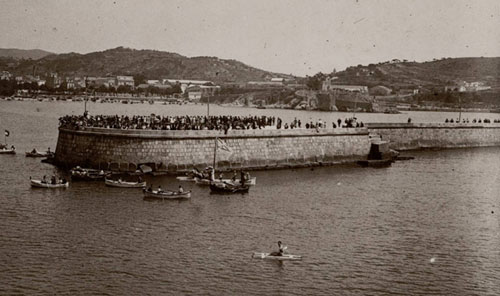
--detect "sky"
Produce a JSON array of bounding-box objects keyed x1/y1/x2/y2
[{"x1": 0, "y1": 0, "x2": 499, "y2": 76}]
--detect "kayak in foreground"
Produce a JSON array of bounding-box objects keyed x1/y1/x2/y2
[{"x1": 252, "y1": 252, "x2": 302, "y2": 260}]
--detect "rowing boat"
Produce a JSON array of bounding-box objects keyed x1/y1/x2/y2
[
  {"x1": 176, "y1": 176, "x2": 196, "y2": 182},
  {"x1": 196, "y1": 177, "x2": 256, "y2": 186},
  {"x1": 30, "y1": 179, "x2": 69, "y2": 188},
  {"x1": 105, "y1": 178, "x2": 146, "y2": 188},
  {"x1": 70, "y1": 167, "x2": 108, "y2": 181},
  {"x1": 25, "y1": 150, "x2": 53, "y2": 157},
  {"x1": 209, "y1": 182, "x2": 250, "y2": 194},
  {"x1": 252, "y1": 252, "x2": 302, "y2": 261},
  {"x1": 143, "y1": 188, "x2": 191, "y2": 199},
  {"x1": 0, "y1": 148, "x2": 16, "y2": 154}
]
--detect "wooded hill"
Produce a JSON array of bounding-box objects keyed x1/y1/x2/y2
[
  {"x1": 1, "y1": 47, "x2": 292, "y2": 83},
  {"x1": 0, "y1": 48, "x2": 53, "y2": 60},
  {"x1": 331, "y1": 57, "x2": 500, "y2": 91}
]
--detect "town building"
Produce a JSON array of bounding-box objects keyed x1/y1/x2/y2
[
  {"x1": 95, "y1": 77, "x2": 116, "y2": 88},
  {"x1": 46, "y1": 73, "x2": 63, "y2": 88},
  {"x1": 185, "y1": 84, "x2": 221, "y2": 100},
  {"x1": 146, "y1": 80, "x2": 160, "y2": 85},
  {"x1": 163, "y1": 79, "x2": 213, "y2": 93},
  {"x1": 116, "y1": 76, "x2": 135, "y2": 87},
  {"x1": 0, "y1": 71, "x2": 12, "y2": 80},
  {"x1": 322, "y1": 77, "x2": 368, "y2": 93}
]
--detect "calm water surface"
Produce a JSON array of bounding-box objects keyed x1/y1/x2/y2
[{"x1": 1, "y1": 100, "x2": 499, "y2": 295}]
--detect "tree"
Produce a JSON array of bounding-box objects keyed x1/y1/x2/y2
[
  {"x1": 306, "y1": 72, "x2": 325, "y2": 90},
  {"x1": 133, "y1": 73, "x2": 146, "y2": 86}
]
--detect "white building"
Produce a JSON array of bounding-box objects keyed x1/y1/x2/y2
[
  {"x1": 322, "y1": 77, "x2": 368, "y2": 93},
  {"x1": 164, "y1": 79, "x2": 215, "y2": 93},
  {"x1": 116, "y1": 76, "x2": 135, "y2": 87}
]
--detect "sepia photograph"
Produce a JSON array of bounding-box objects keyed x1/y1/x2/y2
[{"x1": 0, "y1": 0, "x2": 499, "y2": 294}]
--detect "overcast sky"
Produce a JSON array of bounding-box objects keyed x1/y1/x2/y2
[{"x1": 0, "y1": 0, "x2": 498, "y2": 76}]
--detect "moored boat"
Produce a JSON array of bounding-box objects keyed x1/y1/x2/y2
[
  {"x1": 252, "y1": 252, "x2": 302, "y2": 261},
  {"x1": 0, "y1": 147, "x2": 16, "y2": 154},
  {"x1": 105, "y1": 178, "x2": 146, "y2": 188},
  {"x1": 196, "y1": 177, "x2": 256, "y2": 186},
  {"x1": 142, "y1": 188, "x2": 191, "y2": 199},
  {"x1": 209, "y1": 182, "x2": 250, "y2": 194},
  {"x1": 70, "y1": 166, "x2": 109, "y2": 181},
  {"x1": 25, "y1": 149, "x2": 54, "y2": 157},
  {"x1": 30, "y1": 179, "x2": 69, "y2": 188}
]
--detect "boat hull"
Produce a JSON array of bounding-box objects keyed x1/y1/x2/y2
[
  {"x1": 209, "y1": 183, "x2": 250, "y2": 194},
  {"x1": 105, "y1": 179, "x2": 146, "y2": 188},
  {"x1": 26, "y1": 151, "x2": 53, "y2": 157},
  {"x1": 0, "y1": 149, "x2": 16, "y2": 154},
  {"x1": 143, "y1": 189, "x2": 191, "y2": 199},
  {"x1": 30, "y1": 179, "x2": 69, "y2": 188},
  {"x1": 252, "y1": 252, "x2": 302, "y2": 260},
  {"x1": 196, "y1": 177, "x2": 256, "y2": 186},
  {"x1": 70, "y1": 167, "x2": 108, "y2": 181}
]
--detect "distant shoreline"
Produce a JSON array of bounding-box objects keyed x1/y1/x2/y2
[{"x1": 1, "y1": 95, "x2": 498, "y2": 114}]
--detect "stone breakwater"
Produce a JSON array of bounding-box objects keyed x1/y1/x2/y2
[
  {"x1": 54, "y1": 127, "x2": 371, "y2": 173},
  {"x1": 54, "y1": 123, "x2": 500, "y2": 173},
  {"x1": 366, "y1": 123, "x2": 500, "y2": 150}
]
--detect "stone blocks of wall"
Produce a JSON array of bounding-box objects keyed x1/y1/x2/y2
[
  {"x1": 366, "y1": 123, "x2": 500, "y2": 150},
  {"x1": 54, "y1": 127, "x2": 371, "y2": 173}
]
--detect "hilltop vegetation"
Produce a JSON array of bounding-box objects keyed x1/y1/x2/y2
[
  {"x1": 0, "y1": 48, "x2": 53, "y2": 60},
  {"x1": 328, "y1": 57, "x2": 500, "y2": 91},
  {"x1": 3, "y1": 47, "x2": 292, "y2": 83}
]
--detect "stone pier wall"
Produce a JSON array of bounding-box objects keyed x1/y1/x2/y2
[
  {"x1": 366, "y1": 123, "x2": 500, "y2": 150},
  {"x1": 54, "y1": 127, "x2": 371, "y2": 173}
]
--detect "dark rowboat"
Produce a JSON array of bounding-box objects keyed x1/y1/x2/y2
[
  {"x1": 209, "y1": 182, "x2": 250, "y2": 194},
  {"x1": 26, "y1": 150, "x2": 54, "y2": 157}
]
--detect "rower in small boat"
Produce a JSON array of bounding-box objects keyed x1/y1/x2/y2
[{"x1": 269, "y1": 241, "x2": 287, "y2": 256}]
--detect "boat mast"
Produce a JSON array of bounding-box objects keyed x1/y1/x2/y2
[{"x1": 213, "y1": 137, "x2": 217, "y2": 169}]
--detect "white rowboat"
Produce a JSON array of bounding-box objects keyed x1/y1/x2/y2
[
  {"x1": 105, "y1": 178, "x2": 146, "y2": 188},
  {"x1": 143, "y1": 189, "x2": 191, "y2": 199},
  {"x1": 31, "y1": 179, "x2": 69, "y2": 188}
]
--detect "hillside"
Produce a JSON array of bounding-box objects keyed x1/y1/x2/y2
[
  {"x1": 333, "y1": 57, "x2": 500, "y2": 90},
  {"x1": 5, "y1": 47, "x2": 292, "y2": 83},
  {"x1": 0, "y1": 48, "x2": 53, "y2": 60}
]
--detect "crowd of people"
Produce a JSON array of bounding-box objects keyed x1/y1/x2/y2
[
  {"x1": 445, "y1": 118, "x2": 499, "y2": 123},
  {"x1": 59, "y1": 114, "x2": 364, "y2": 131},
  {"x1": 59, "y1": 114, "x2": 278, "y2": 131}
]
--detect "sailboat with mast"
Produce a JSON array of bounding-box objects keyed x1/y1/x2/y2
[
  {"x1": 208, "y1": 137, "x2": 252, "y2": 193},
  {"x1": 0, "y1": 130, "x2": 15, "y2": 154}
]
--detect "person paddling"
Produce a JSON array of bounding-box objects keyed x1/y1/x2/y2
[{"x1": 270, "y1": 241, "x2": 287, "y2": 256}]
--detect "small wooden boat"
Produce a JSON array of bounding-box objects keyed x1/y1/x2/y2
[
  {"x1": 105, "y1": 178, "x2": 146, "y2": 188},
  {"x1": 30, "y1": 179, "x2": 69, "y2": 188},
  {"x1": 176, "y1": 176, "x2": 197, "y2": 182},
  {"x1": 25, "y1": 149, "x2": 53, "y2": 157},
  {"x1": 0, "y1": 147, "x2": 16, "y2": 154},
  {"x1": 70, "y1": 167, "x2": 108, "y2": 181},
  {"x1": 196, "y1": 177, "x2": 256, "y2": 186},
  {"x1": 142, "y1": 188, "x2": 191, "y2": 199},
  {"x1": 357, "y1": 159, "x2": 394, "y2": 167},
  {"x1": 252, "y1": 252, "x2": 302, "y2": 261},
  {"x1": 209, "y1": 182, "x2": 250, "y2": 194}
]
